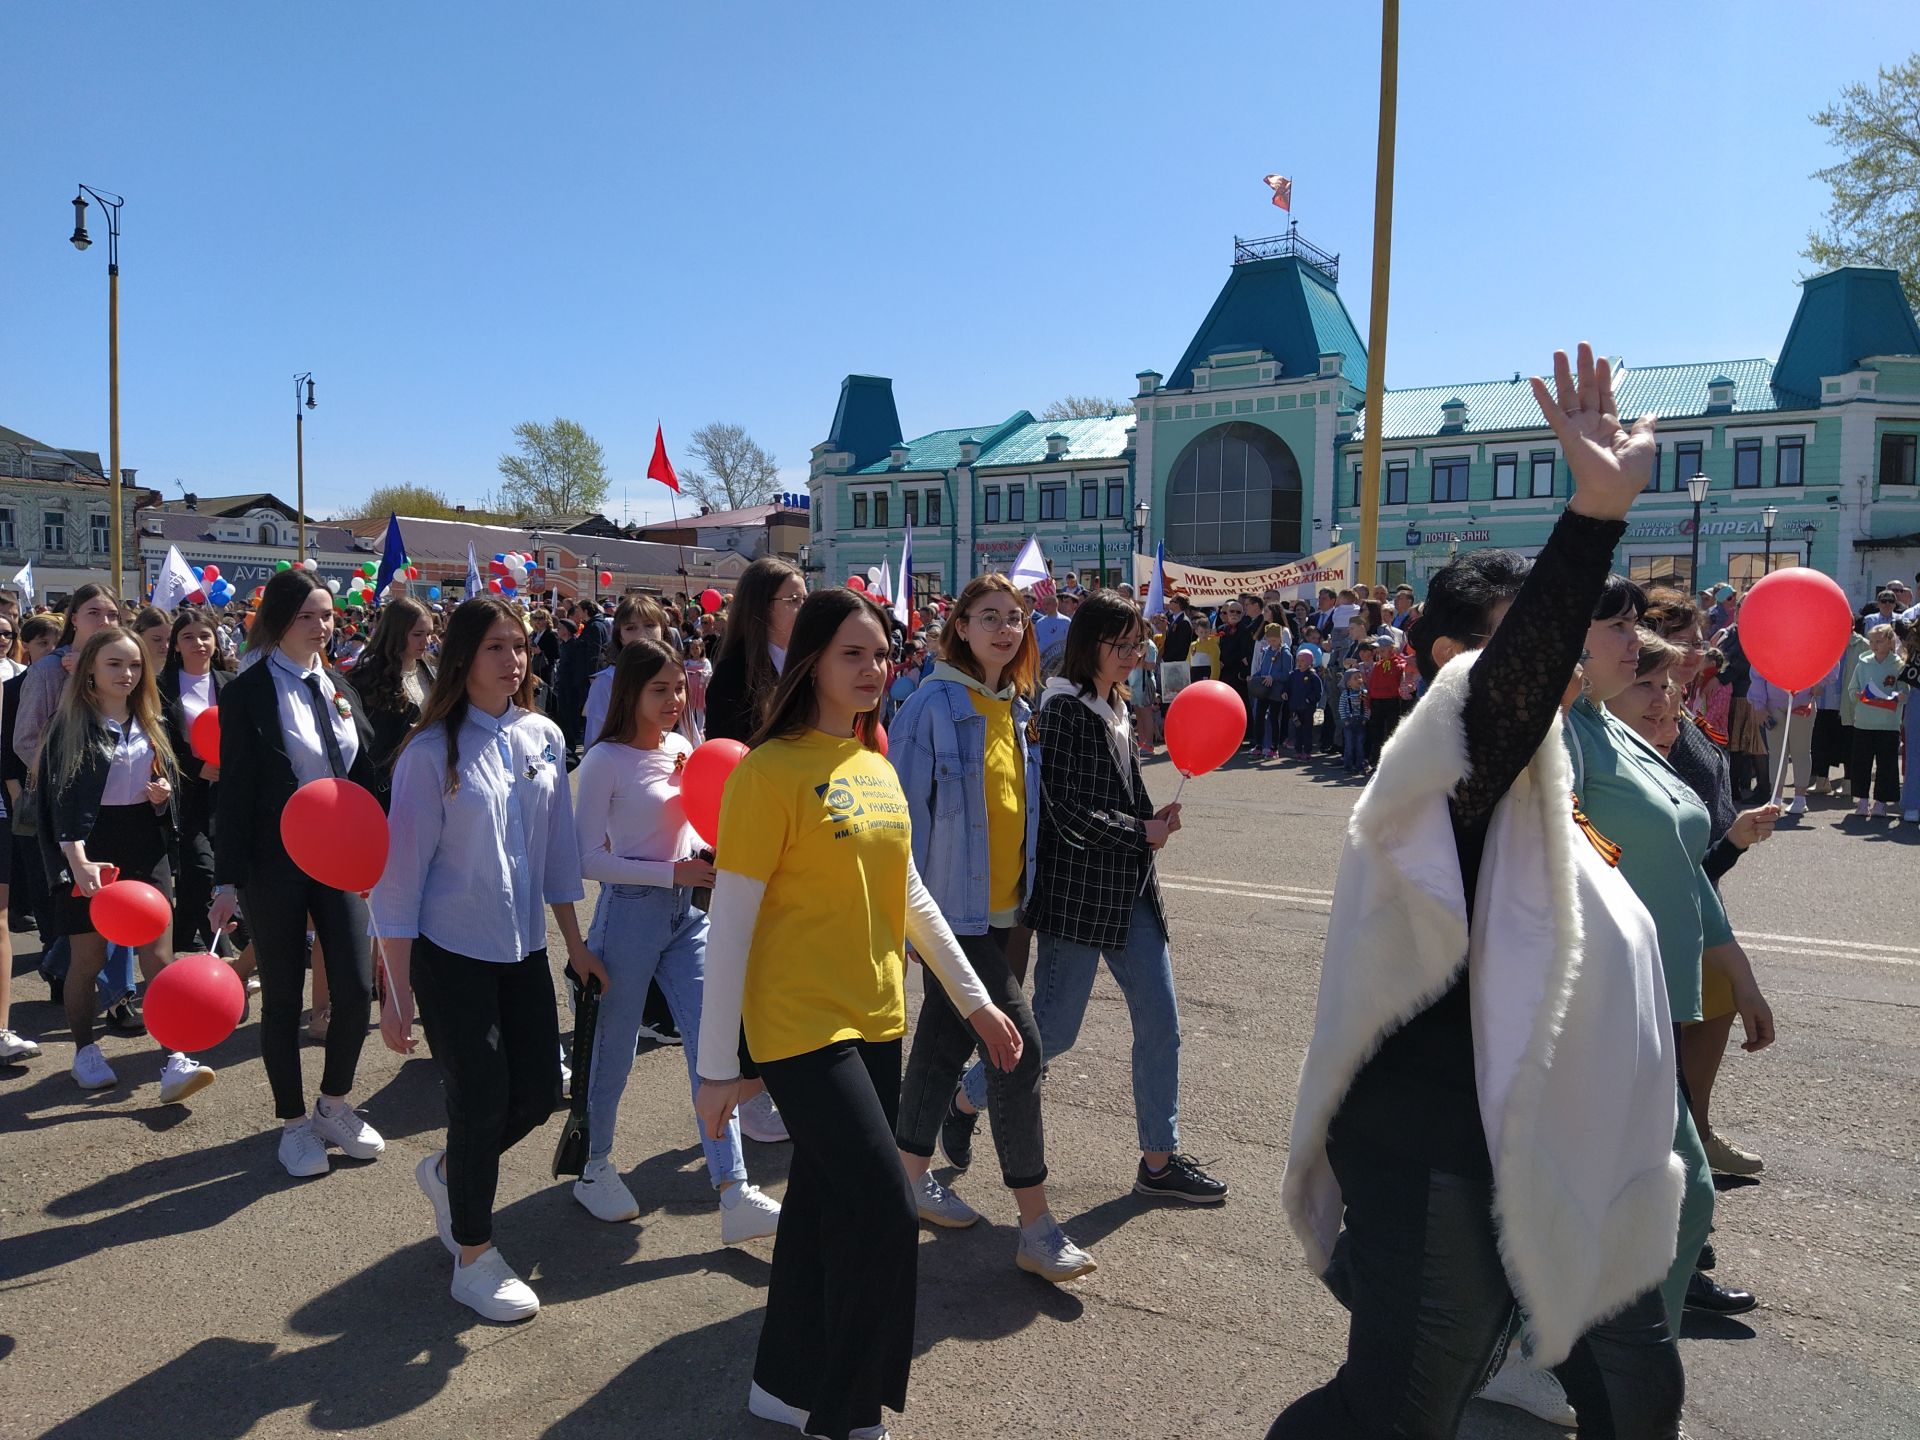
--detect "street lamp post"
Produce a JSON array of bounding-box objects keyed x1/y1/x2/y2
[
  {"x1": 1762, "y1": 504, "x2": 1778, "y2": 573},
  {"x1": 1132, "y1": 500, "x2": 1151, "y2": 556},
  {"x1": 1687, "y1": 472, "x2": 1710, "y2": 593},
  {"x1": 68, "y1": 184, "x2": 126, "y2": 592},
  {"x1": 1801, "y1": 522, "x2": 1816, "y2": 569},
  {"x1": 294, "y1": 374, "x2": 317, "y2": 553},
  {"x1": 590, "y1": 552, "x2": 601, "y2": 603}
]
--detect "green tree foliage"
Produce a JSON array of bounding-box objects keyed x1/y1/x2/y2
[
  {"x1": 496, "y1": 418, "x2": 610, "y2": 518},
  {"x1": 1805, "y1": 55, "x2": 1920, "y2": 309},
  {"x1": 342, "y1": 483, "x2": 462, "y2": 520}
]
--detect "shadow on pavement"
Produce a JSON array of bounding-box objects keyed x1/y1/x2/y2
[{"x1": 543, "y1": 1309, "x2": 767, "y2": 1440}]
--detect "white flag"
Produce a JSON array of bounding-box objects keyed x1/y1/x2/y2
[
  {"x1": 151, "y1": 545, "x2": 201, "y2": 612},
  {"x1": 10, "y1": 560, "x2": 33, "y2": 608},
  {"x1": 1007, "y1": 534, "x2": 1049, "y2": 589},
  {"x1": 466, "y1": 542, "x2": 482, "y2": 598},
  {"x1": 877, "y1": 559, "x2": 893, "y2": 608},
  {"x1": 893, "y1": 520, "x2": 914, "y2": 627}
]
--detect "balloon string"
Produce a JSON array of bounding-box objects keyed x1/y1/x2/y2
[{"x1": 1768, "y1": 691, "x2": 1795, "y2": 806}]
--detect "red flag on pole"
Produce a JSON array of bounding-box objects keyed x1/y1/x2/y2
[
  {"x1": 648, "y1": 424, "x2": 680, "y2": 493},
  {"x1": 1263, "y1": 173, "x2": 1292, "y2": 211}
]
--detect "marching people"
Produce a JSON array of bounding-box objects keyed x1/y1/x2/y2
[
  {"x1": 5, "y1": 614, "x2": 60, "y2": 950},
  {"x1": 157, "y1": 606, "x2": 247, "y2": 966},
  {"x1": 374, "y1": 595, "x2": 606, "y2": 1322},
  {"x1": 694, "y1": 585, "x2": 1019, "y2": 1440},
  {"x1": 1278, "y1": 346, "x2": 1692, "y2": 1439},
  {"x1": 349, "y1": 596, "x2": 436, "y2": 807},
  {"x1": 885, "y1": 573, "x2": 1095, "y2": 1281},
  {"x1": 36, "y1": 624, "x2": 215, "y2": 1102},
  {"x1": 568, "y1": 637, "x2": 782, "y2": 1242},
  {"x1": 211, "y1": 569, "x2": 385, "y2": 1178},
  {"x1": 581, "y1": 595, "x2": 669, "y2": 751}
]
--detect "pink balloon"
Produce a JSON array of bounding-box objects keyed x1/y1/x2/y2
[
  {"x1": 1738, "y1": 569, "x2": 1855, "y2": 693},
  {"x1": 1163, "y1": 680, "x2": 1246, "y2": 778}
]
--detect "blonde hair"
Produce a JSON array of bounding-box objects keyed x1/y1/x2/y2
[{"x1": 42, "y1": 626, "x2": 176, "y2": 792}]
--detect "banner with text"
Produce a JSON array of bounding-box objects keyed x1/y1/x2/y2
[{"x1": 1132, "y1": 543, "x2": 1352, "y2": 606}]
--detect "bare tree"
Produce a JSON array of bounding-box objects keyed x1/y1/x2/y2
[
  {"x1": 496, "y1": 418, "x2": 610, "y2": 517},
  {"x1": 1039, "y1": 394, "x2": 1133, "y2": 420},
  {"x1": 683, "y1": 422, "x2": 780, "y2": 510},
  {"x1": 1804, "y1": 54, "x2": 1920, "y2": 310}
]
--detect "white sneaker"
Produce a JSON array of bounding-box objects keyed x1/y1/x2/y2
[
  {"x1": 278, "y1": 1120, "x2": 331, "y2": 1177},
  {"x1": 573, "y1": 1156, "x2": 641, "y2": 1222},
  {"x1": 739, "y1": 1090, "x2": 790, "y2": 1143},
  {"x1": 71, "y1": 1042, "x2": 117, "y2": 1089},
  {"x1": 449, "y1": 1247, "x2": 539, "y2": 1322},
  {"x1": 1477, "y1": 1354, "x2": 1577, "y2": 1426},
  {"x1": 0, "y1": 1029, "x2": 41, "y2": 1062},
  {"x1": 1015, "y1": 1214, "x2": 1098, "y2": 1282},
  {"x1": 915, "y1": 1170, "x2": 981, "y2": 1229},
  {"x1": 748, "y1": 1383, "x2": 889, "y2": 1437},
  {"x1": 310, "y1": 1097, "x2": 385, "y2": 1159},
  {"x1": 720, "y1": 1181, "x2": 782, "y2": 1244},
  {"x1": 1786, "y1": 795, "x2": 1808, "y2": 815},
  {"x1": 416, "y1": 1149, "x2": 458, "y2": 1256},
  {"x1": 158, "y1": 1052, "x2": 216, "y2": 1104}
]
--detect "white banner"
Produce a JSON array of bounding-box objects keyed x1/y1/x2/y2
[{"x1": 1131, "y1": 543, "x2": 1352, "y2": 606}]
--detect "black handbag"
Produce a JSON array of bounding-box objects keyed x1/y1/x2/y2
[{"x1": 551, "y1": 974, "x2": 602, "y2": 1178}]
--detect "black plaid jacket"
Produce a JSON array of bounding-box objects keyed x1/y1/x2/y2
[{"x1": 1022, "y1": 690, "x2": 1166, "y2": 950}]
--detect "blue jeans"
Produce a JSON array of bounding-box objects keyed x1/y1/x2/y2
[
  {"x1": 39, "y1": 936, "x2": 137, "y2": 1007},
  {"x1": 963, "y1": 896, "x2": 1181, "y2": 1154},
  {"x1": 1342, "y1": 720, "x2": 1366, "y2": 772},
  {"x1": 585, "y1": 884, "x2": 746, "y2": 1188}
]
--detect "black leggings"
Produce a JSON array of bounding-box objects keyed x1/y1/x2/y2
[
  {"x1": 1267, "y1": 1130, "x2": 1683, "y2": 1440},
  {"x1": 242, "y1": 863, "x2": 371, "y2": 1120},
  {"x1": 1849, "y1": 728, "x2": 1900, "y2": 803},
  {"x1": 412, "y1": 938, "x2": 561, "y2": 1246},
  {"x1": 896, "y1": 928, "x2": 1047, "y2": 1189},
  {"x1": 1364, "y1": 697, "x2": 1405, "y2": 769},
  {"x1": 756, "y1": 1038, "x2": 915, "y2": 1440}
]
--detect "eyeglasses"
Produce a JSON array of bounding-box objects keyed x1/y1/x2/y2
[
  {"x1": 0, "y1": 630, "x2": 15, "y2": 642},
  {"x1": 967, "y1": 610, "x2": 1025, "y2": 632},
  {"x1": 1104, "y1": 639, "x2": 1147, "y2": 659},
  {"x1": 775, "y1": 594, "x2": 804, "y2": 608}
]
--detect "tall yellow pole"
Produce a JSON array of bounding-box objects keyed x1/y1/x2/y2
[
  {"x1": 108, "y1": 266, "x2": 123, "y2": 593},
  {"x1": 1356, "y1": 0, "x2": 1399, "y2": 589}
]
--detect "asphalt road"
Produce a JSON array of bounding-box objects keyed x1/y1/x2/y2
[{"x1": 2, "y1": 748, "x2": 1916, "y2": 1440}]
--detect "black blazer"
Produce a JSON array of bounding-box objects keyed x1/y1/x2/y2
[
  {"x1": 1, "y1": 669, "x2": 28, "y2": 791},
  {"x1": 159, "y1": 664, "x2": 232, "y2": 836},
  {"x1": 702, "y1": 646, "x2": 753, "y2": 743},
  {"x1": 1021, "y1": 690, "x2": 1165, "y2": 950},
  {"x1": 213, "y1": 658, "x2": 377, "y2": 890},
  {"x1": 33, "y1": 714, "x2": 179, "y2": 892}
]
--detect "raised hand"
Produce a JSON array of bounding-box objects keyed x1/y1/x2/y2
[{"x1": 1529, "y1": 342, "x2": 1657, "y2": 520}]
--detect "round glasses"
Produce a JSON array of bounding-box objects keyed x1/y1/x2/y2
[{"x1": 966, "y1": 610, "x2": 1025, "y2": 632}]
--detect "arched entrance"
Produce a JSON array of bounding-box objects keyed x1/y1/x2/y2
[{"x1": 1163, "y1": 422, "x2": 1303, "y2": 564}]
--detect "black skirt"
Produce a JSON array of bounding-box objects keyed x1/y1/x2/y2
[{"x1": 54, "y1": 802, "x2": 174, "y2": 939}]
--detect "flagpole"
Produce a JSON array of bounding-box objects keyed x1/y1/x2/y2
[
  {"x1": 667, "y1": 488, "x2": 690, "y2": 602},
  {"x1": 1356, "y1": 0, "x2": 1399, "y2": 593}
]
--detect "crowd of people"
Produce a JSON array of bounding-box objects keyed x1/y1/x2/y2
[{"x1": 0, "y1": 347, "x2": 1915, "y2": 1435}]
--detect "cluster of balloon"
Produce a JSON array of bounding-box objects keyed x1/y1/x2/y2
[
  {"x1": 185, "y1": 563, "x2": 236, "y2": 608},
  {"x1": 146, "y1": 953, "x2": 245, "y2": 1051},
  {"x1": 699, "y1": 587, "x2": 724, "y2": 614},
  {"x1": 487, "y1": 551, "x2": 540, "y2": 597},
  {"x1": 680, "y1": 739, "x2": 748, "y2": 846},
  {"x1": 273, "y1": 558, "x2": 322, "y2": 576},
  {"x1": 282, "y1": 777, "x2": 390, "y2": 895},
  {"x1": 1736, "y1": 568, "x2": 1855, "y2": 799},
  {"x1": 1162, "y1": 680, "x2": 1247, "y2": 801}
]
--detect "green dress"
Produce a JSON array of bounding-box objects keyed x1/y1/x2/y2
[{"x1": 1565, "y1": 696, "x2": 1733, "y2": 1025}]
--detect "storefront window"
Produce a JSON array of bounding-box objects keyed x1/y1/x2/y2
[
  {"x1": 1164, "y1": 422, "x2": 1303, "y2": 559},
  {"x1": 1726, "y1": 553, "x2": 1797, "y2": 587},
  {"x1": 1629, "y1": 554, "x2": 1693, "y2": 591}
]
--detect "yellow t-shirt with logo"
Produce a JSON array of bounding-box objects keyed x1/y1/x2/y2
[
  {"x1": 717, "y1": 728, "x2": 913, "y2": 1063},
  {"x1": 968, "y1": 689, "x2": 1027, "y2": 921}
]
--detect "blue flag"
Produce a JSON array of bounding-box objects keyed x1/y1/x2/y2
[{"x1": 373, "y1": 513, "x2": 410, "y2": 600}]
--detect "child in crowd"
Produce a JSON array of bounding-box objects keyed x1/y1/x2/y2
[
  {"x1": 1249, "y1": 623, "x2": 1291, "y2": 759},
  {"x1": 1338, "y1": 668, "x2": 1368, "y2": 776},
  {"x1": 1190, "y1": 621, "x2": 1219, "y2": 684},
  {"x1": 1692, "y1": 648, "x2": 1732, "y2": 745},
  {"x1": 1280, "y1": 649, "x2": 1323, "y2": 760},
  {"x1": 683, "y1": 636, "x2": 710, "y2": 736}
]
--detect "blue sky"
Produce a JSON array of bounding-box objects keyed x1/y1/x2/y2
[{"x1": 5, "y1": 2, "x2": 1916, "y2": 526}]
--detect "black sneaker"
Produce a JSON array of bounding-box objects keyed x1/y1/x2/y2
[
  {"x1": 938, "y1": 1090, "x2": 978, "y2": 1172},
  {"x1": 103, "y1": 995, "x2": 145, "y2": 1034},
  {"x1": 1133, "y1": 1153, "x2": 1228, "y2": 1204}
]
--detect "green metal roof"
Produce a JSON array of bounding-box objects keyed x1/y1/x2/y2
[
  {"x1": 1350, "y1": 358, "x2": 1814, "y2": 441},
  {"x1": 1165, "y1": 255, "x2": 1368, "y2": 394},
  {"x1": 1774, "y1": 266, "x2": 1920, "y2": 399},
  {"x1": 851, "y1": 411, "x2": 1132, "y2": 475}
]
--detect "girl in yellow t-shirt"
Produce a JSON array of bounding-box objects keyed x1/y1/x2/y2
[{"x1": 694, "y1": 587, "x2": 1020, "y2": 1440}]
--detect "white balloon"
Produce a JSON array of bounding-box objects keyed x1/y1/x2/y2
[
  {"x1": 327, "y1": 579, "x2": 341, "y2": 594},
  {"x1": 302, "y1": 558, "x2": 318, "y2": 571},
  {"x1": 867, "y1": 566, "x2": 882, "y2": 584}
]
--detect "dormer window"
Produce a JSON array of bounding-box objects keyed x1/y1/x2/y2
[
  {"x1": 1706, "y1": 375, "x2": 1735, "y2": 412},
  {"x1": 889, "y1": 445, "x2": 909, "y2": 468},
  {"x1": 1439, "y1": 397, "x2": 1468, "y2": 433},
  {"x1": 958, "y1": 439, "x2": 981, "y2": 465},
  {"x1": 1046, "y1": 433, "x2": 1068, "y2": 458}
]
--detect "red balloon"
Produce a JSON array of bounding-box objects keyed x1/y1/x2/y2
[
  {"x1": 201, "y1": 565, "x2": 220, "y2": 582},
  {"x1": 282, "y1": 778, "x2": 390, "y2": 893},
  {"x1": 846, "y1": 575, "x2": 867, "y2": 592},
  {"x1": 700, "y1": 587, "x2": 724, "y2": 614},
  {"x1": 488, "y1": 578, "x2": 503, "y2": 592},
  {"x1": 1164, "y1": 679, "x2": 1247, "y2": 778},
  {"x1": 680, "y1": 738, "x2": 749, "y2": 847},
  {"x1": 144, "y1": 952, "x2": 244, "y2": 1052},
  {"x1": 1738, "y1": 568, "x2": 1855, "y2": 693},
  {"x1": 406, "y1": 566, "x2": 419, "y2": 580},
  {"x1": 90, "y1": 879, "x2": 172, "y2": 947},
  {"x1": 189, "y1": 707, "x2": 221, "y2": 766},
  {"x1": 598, "y1": 570, "x2": 614, "y2": 586}
]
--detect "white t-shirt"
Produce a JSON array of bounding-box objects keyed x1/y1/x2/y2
[{"x1": 571, "y1": 732, "x2": 699, "y2": 888}]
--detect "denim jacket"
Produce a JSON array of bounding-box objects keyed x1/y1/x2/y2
[{"x1": 888, "y1": 671, "x2": 1041, "y2": 935}]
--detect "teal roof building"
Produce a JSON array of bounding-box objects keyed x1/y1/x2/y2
[{"x1": 810, "y1": 231, "x2": 1920, "y2": 606}]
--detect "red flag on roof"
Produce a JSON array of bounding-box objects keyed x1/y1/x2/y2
[
  {"x1": 648, "y1": 424, "x2": 679, "y2": 493},
  {"x1": 1263, "y1": 173, "x2": 1292, "y2": 211}
]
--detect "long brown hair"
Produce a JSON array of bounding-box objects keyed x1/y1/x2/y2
[
  {"x1": 751, "y1": 588, "x2": 888, "y2": 751},
  {"x1": 719, "y1": 556, "x2": 802, "y2": 728},
  {"x1": 940, "y1": 573, "x2": 1038, "y2": 695},
  {"x1": 352, "y1": 596, "x2": 433, "y2": 716},
  {"x1": 164, "y1": 605, "x2": 233, "y2": 674},
  {"x1": 246, "y1": 568, "x2": 332, "y2": 660},
  {"x1": 596, "y1": 638, "x2": 680, "y2": 747},
  {"x1": 397, "y1": 597, "x2": 536, "y2": 794},
  {"x1": 43, "y1": 625, "x2": 177, "y2": 790},
  {"x1": 604, "y1": 595, "x2": 668, "y2": 666},
  {"x1": 56, "y1": 582, "x2": 122, "y2": 649}
]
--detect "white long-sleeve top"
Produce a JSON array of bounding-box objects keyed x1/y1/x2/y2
[
  {"x1": 571, "y1": 731, "x2": 698, "y2": 888},
  {"x1": 695, "y1": 861, "x2": 990, "y2": 1083}
]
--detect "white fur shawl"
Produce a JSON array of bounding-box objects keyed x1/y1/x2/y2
[{"x1": 1280, "y1": 651, "x2": 1684, "y2": 1365}]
